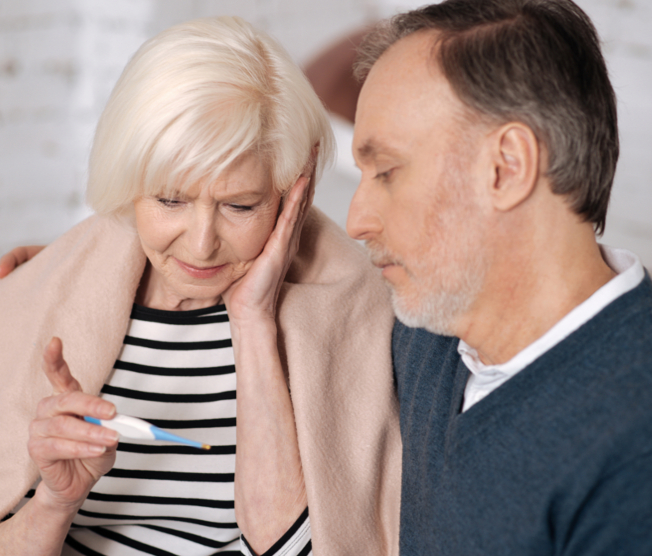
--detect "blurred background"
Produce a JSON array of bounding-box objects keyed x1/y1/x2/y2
[{"x1": 0, "y1": 0, "x2": 650, "y2": 266}]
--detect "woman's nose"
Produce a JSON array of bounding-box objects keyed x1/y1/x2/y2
[{"x1": 187, "y1": 210, "x2": 220, "y2": 261}]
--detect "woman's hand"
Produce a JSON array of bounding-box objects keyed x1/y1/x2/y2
[
  {"x1": 0, "y1": 245, "x2": 45, "y2": 278},
  {"x1": 0, "y1": 338, "x2": 118, "y2": 556},
  {"x1": 29, "y1": 337, "x2": 119, "y2": 511},
  {"x1": 220, "y1": 167, "x2": 315, "y2": 554},
  {"x1": 221, "y1": 170, "x2": 314, "y2": 324}
]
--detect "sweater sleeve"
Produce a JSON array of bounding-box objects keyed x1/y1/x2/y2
[
  {"x1": 563, "y1": 452, "x2": 652, "y2": 556},
  {"x1": 240, "y1": 507, "x2": 311, "y2": 556}
]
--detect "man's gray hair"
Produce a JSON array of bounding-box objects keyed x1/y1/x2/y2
[{"x1": 355, "y1": 0, "x2": 618, "y2": 234}]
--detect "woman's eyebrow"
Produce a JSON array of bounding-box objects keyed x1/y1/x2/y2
[{"x1": 215, "y1": 189, "x2": 267, "y2": 203}]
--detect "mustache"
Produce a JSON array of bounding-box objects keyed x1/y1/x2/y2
[{"x1": 365, "y1": 241, "x2": 403, "y2": 267}]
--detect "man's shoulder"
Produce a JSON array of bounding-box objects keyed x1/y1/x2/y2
[{"x1": 581, "y1": 271, "x2": 652, "y2": 367}]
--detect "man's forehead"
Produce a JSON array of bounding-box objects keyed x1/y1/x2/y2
[
  {"x1": 353, "y1": 32, "x2": 457, "y2": 160},
  {"x1": 367, "y1": 30, "x2": 440, "y2": 84}
]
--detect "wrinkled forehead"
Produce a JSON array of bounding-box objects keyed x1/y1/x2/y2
[
  {"x1": 353, "y1": 31, "x2": 467, "y2": 163},
  {"x1": 171, "y1": 150, "x2": 274, "y2": 199}
]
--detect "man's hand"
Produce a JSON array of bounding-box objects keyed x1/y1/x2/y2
[{"x1": 0, "y1": 245, "x2": 45, "y2": 278}]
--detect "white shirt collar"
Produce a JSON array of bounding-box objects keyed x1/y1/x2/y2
[{"x1": 459, "y1": 245, "x2": 645, "y2": 411}]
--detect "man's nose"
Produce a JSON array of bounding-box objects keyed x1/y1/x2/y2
[
  {"x1": 347, "y1": 180, "x2": 382, "y2": 241},
  {"x1": 188, "y1": 209, "x2": 220, "y2": 260}
]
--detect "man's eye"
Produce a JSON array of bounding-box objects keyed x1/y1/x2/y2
[{"x1": 375, "y1": 169, "x2": 394, "y2": 182}]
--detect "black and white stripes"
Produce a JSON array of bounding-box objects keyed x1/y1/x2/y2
[{"x1": 25, "y1": 302, "x2": 313, "y2": 556}]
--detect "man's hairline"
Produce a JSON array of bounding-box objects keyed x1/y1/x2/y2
[{"x1": 356, "y1": 30, "x2": 504, "y2": 172}]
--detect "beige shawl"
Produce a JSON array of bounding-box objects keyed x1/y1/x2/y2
[{"x1": 0, "y1": 207, "x2": 401, "y2": 555}]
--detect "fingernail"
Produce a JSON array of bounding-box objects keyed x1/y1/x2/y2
[
  {"x1": 89, "y1": 445, "x2": 106, "y2": 455},
  {"x1": 104, "y1": 430, "x2": 119, "y2": 442}
]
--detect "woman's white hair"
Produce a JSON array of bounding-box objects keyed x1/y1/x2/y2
[{"x1": 87, "y1": 16, "x2": 334, "y2": 215}]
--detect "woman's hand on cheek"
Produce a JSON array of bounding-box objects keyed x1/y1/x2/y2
[
  {"x1": 29, "y1": 337, "x2": 119, "y2": 512},
  {"x1": 222, "y1": 172, "x2": 314, "y2": 552},
  {"x1": 221, "y1": 173, "x2": 313, "y2": 326}
]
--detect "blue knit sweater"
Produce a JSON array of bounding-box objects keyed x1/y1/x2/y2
[{"x1": 392, "y1": 274, "x2": 652, "y2": 555}]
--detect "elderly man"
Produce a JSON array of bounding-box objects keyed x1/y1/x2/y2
[
  {"x1": 347, "y1": 0, "x2": 652, "y2": 554},
  {"x1": 2, "y1": 2, "x2": 651, "y2": 554}
]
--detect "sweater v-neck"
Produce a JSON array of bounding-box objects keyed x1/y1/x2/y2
[{"x1": 446, "y1": 272, "x2": 652, "y2": 453}]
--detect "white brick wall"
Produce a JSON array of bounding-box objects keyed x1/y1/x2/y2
[
  {"x1": 0, "y1": 0, "x2": 156, "y2": 250},
  {"x1": 581, "y1": 0, "x2": 652, "y2": 267},
  {"x1": 0, "y1": 0, "x2": 368, "y2": 253},
  {"x1": 0, "y1": 0, "x2": 651, "y2": 268}
]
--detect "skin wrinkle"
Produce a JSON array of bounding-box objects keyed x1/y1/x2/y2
[
  {"x1": 351, "y1": 31, "x2": 491, "y2": 337},
  {"x1": 367, "y1": 147, "x2": 488, "y2": 336},
  {"x1": 134, "y1": 153, "x2": 281, "y2": 311},
  {"x1": 349, "y1": 29, "x2": 615, "y2": 365}
]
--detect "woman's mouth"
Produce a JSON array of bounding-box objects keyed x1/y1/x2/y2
[{"x1": 174, "y1": 258, "x2": 226, "y2": 279}]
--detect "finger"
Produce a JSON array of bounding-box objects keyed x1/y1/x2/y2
[
  {"x1": 42, "y1": 337, "x2": 82, "y2": 395},
  {"x1": 36, "y1": 390, "x2": 116, "y2": 421},
  {"x1": 0, "y1": 253, "x2": 18, "y2": 279},
  {"x1": 302, "y1": 144, "x2": 319, "y2": 210},
  {"x1": 301, "y1": 173, "x2": 315, "y2": 225},
  {"x1": 30, "y1": 413, "x2": 119, "y2": 447},
  {"x1": 286, "y1": 175, "x2": 311, "y2": 221},
  {"x1": 29, "y1": 435, "x2": 113, "y2": 463},
  {"x1": 305, "y1": 172, "x2": 316, "y2": 209},
  {"x1": 273, "y1": 176, "x2": 310, "y2": 246}
]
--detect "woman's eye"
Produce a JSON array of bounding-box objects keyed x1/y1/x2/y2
[
  {"x1": 229, "y1": 204, "x2": 254, "y2": 212},
  {"x1": 156, "y1": 198, "x2": 182, "y2": 207}
]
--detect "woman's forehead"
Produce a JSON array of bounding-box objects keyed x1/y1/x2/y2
[{"x1": 181, "y1": 153, "x2": 274, "y2": 199}]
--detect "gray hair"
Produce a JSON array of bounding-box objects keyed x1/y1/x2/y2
[
  {"x1": 355, "y1": 0, "x2": 618, "y2": 234},
  {"x1": 88, "y1": 16, "x2": 334, "y2": 215}
]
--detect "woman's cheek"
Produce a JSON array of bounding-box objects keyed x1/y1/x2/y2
[{"x1": 229, "y1": 206, "x2": 279, "y2": 263}]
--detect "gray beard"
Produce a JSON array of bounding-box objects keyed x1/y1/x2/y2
[
  {"x1": 389, "y1": 255, "x2": 486, "y2": 336},
  {"x1": 391, "y1": 282, "x2": 474, "y2": 336}
]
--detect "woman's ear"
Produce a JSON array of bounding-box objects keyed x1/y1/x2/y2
[{"x1": 488, "y1": 122, "x2": 540, "y2": 212}]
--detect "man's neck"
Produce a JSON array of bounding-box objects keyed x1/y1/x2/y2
[{"x1": 455, "y1": 220, "x2": 616, "y2": 366}]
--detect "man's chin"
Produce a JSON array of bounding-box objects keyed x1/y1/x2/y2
[{"x1": 390, "y1": 290, "x2": 457, "y2": 337}]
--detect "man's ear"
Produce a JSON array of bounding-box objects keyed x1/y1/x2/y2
[{"x1": 488, "y1": 122, "x2": 540, "y2": 212}]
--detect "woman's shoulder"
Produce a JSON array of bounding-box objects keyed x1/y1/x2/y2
[{"x1": 1, "y1": 214, "x2": 140, "y2": 282}]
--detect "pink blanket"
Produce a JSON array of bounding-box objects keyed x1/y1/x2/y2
[{"x1": 0, "y1": 207, "x2": 401, "y2": 555}]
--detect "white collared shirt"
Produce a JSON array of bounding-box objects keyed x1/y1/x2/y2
[{"x1": 459, "y1": 245, "x2": 646, "y2": 412}]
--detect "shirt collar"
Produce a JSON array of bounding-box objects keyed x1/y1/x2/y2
[{"x1": 458, "y1": 245, "x2": 646, "y2": 379}]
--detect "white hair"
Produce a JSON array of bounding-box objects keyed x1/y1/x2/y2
[{"x1": 87, "y1": 16, "x2": 334, "y2": 215}]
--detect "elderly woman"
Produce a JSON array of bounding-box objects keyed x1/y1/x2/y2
[{"x1": 0, "y1": 17, "x2": 401, "y2": 556}]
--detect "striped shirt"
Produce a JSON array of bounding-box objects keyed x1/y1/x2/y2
[{"x1": 12, "y1": 303, "x2": 311, "y2": 556}]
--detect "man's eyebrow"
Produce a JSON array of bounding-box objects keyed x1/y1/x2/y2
[
  {"x1": 355, "y1": 140, "x2": 402, "y2": 164},
  {"x1": 356, "y1": 141, "x2": 378, "y2": 163}
]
